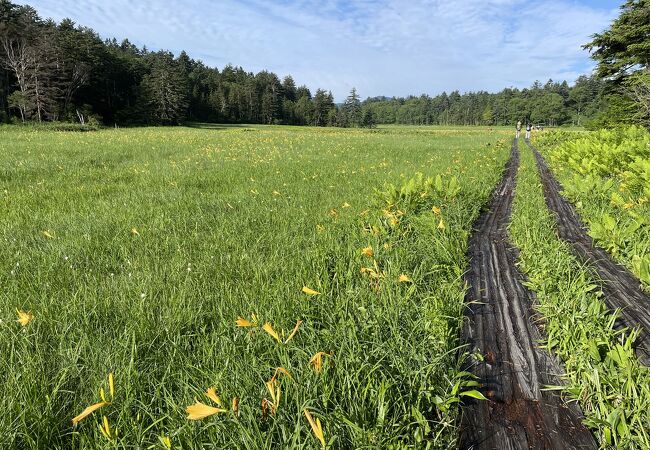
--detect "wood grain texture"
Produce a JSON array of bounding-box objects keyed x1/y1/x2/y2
[
  {"x1": 459, "y1": 140, "x2": 596, "y2": 450},
  {"x1": 527, "y1": 140, "x2": 650, "y2": 366}
]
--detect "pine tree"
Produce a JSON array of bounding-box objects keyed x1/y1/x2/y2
[
  {"x1": 140, "y1": 52, "x2": 189, "y2": 125},
  {"x1": 343, "y1": 87, "x2": 361, "y2": 127},
  {"x1": 281, "y1": 75, "x2": 297, "y2": 102},
  {"x1": 585, "y1": 0, "x2": 650, "y2": 79}
]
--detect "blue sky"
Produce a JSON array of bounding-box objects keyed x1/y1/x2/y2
[{"x1": 17, "y1": 0, "x2": 619, "y2": 101}]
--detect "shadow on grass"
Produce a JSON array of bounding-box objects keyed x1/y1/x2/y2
[{"x1": 183, "y1": 122, "x2": 263, "y2": 130}]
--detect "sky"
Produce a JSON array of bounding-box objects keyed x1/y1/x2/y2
[{"x1": 16, "y1": 0, "x2": 619, "y2": 101}]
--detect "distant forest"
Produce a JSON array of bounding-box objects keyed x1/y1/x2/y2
[{"x1": 0, "y1": 0, "x2": 645, "y2": 128}]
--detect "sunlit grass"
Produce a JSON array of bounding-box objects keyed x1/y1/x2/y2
[{"x1": 0, "y1": 124, "x2": 508, "y2": 448}]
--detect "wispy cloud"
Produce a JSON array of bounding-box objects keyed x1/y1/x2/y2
[{"x1": 17, "y1": 0, "x2": 617, "y2": 100}]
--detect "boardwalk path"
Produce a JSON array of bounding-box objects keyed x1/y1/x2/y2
[
  {"x1": 459, "y1": 139, "x2": 596, "y2": 449},
  {"x1": 527, "y1": 140, "x2": 650, "y2": 366}
]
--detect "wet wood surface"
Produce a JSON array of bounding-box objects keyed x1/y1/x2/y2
[
  {"x1": 527, "y1": 140, "x2": 650, "y2": 365},
  {"x1": 459, "y1": 140, "x2": 596, "y2": 449}
]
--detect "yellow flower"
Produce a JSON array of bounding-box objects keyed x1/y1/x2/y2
[
  {"x1": 360, "y1": 263, "x2": 383, "y2": 279},
  {"x1": 205, "y1": 387, "x2": 222, "y2": 406},
  {"x1": 284, "y1": 320, "x2": 302, "y2": 344},
  {"x1": 72, "y1": 401, "x2": 110, "y2": 425},
  {"x1": 16, "y1": 309, "x2": 34, "y2": 326},
  {"x1": 272, "y1": 367, "x2": 294, "y2": 381},
  {"x1": 342, "y1": 202, "x2": 351, "y2": 208},
  {"x1": 265, "y1": 379, "x2": 281, "y2": 414},
  {"x1": 160, "y1": 436, "x2": 172, "y2": 450},
  {"x1": 437, "y1": 218, "x2": 445, "y2": 230},
  {"x1": 262, "y1": 322, "x2": 281, "y2": 343},
  {"x1": 108, "y1": 373, "x2": 115, "y2": 400},
  {"x1": 235, "y1": 317, "x2": 256, "y2": 327},
  {"x1": 186, "y1": 401, "x2": 227, "y2": 420},
  {"x1": 302, "y1": 286, "x2": 320, "y2": 296},
  {"x1": 398, "y1": 274, "x2": 412, "y2": 283},
  {"x1": 310, "y1": 352, "x2": 330, "y2": 373},
  {"x1": 42, "y1": 230, "x2": 54, "y2": 239},
  {"x1": 304, "y1": 409, "x2": 326, "y2": 448},
  {"x1": 361, "y1": 246, "x2": 374, "y2": 257},
  {"x1": 99, "y1": 415, "x2": 116, "y2": 441},
  {"x1": 432, "y1": 206, "x2": 441, "y2": 215}
]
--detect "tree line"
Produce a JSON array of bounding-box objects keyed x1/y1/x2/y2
[
  {"x1": 0, "y1": 1, "x2": 343, "y2": 126},
  {"x1": 360, "y1": 76, "x2": 605, "y2": 127},
  {"x1": 1, "y1": 0, "x2": 648, "y2": 128}
]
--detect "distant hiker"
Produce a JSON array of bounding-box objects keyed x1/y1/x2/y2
[
  {"x1": 525, "y1": 122, "x2": 532, "y2": 140},
  {"x1": 516, "y1": 120, "x2": 522, "y2": 139}
]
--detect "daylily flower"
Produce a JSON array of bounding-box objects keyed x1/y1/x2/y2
[
  {"x1": 302, "y1": 286, "x2": 320, "y2": 296},
  {"x1": 16, "y1": 309, "x2": 34, "y2": 326},
  {"x1": 272, "y1": 367, "x2": 294, "y2": 381},
  {"x1": 304, "y1": 409, "x2": 326, "y2": 448},
  {"x1": 265, "y1": 379, "x2": 281, "y2": 414},
  {"x1": 72, "y1": 401, "x2": 110, "y2": 425},
  {"x1": 99, "y1": 416, "x2": 116, "y2": 441},
  {"x1": 398, "y1": 274, "x2": 412, "y2": 283},
  {"x1": 310, "y1": 352, "x2": 331, "y2": 373},
  {"x1": 186, "y1": 387, "x2": 227, "y2": 420},
  {"x1": 186, "y1": 401, "x2": 227, "y2": 420},
  {"x1": 262, "y1": 322, "x2": 281, "y2": 343},
  {"x1": 72, "y1": 373, "x2": 115, "y2": 425},
  {"x1": 235, "y1": 317, "x2": 255, "y2": 327}
]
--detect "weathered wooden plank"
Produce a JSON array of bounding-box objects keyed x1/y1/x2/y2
[
  {"x1": 459, "y1": 140, "x2": 596, "y2": 449},
  {"x1": 527, "y1": 141, "x2": 650, "y2": 366}
]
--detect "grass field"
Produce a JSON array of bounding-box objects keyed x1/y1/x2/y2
[{"x1": 0, "y1": 125, "x2": 509, "y2": 448}]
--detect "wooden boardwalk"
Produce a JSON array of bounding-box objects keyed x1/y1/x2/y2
[
  {"x1": 459, "y1": 140, "x2": 596, "y2": 449},
  {"x1": 528, "y1": 141, "x2": 650, "y2": 365}
]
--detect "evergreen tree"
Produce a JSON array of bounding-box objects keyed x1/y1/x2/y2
[
  {"x1": 585, "y1": 0, "x2": 650, "y2": 80},
  {"x1": 281, "y1": 75, "x2": 297, "y2": 102},
  {"x1": 139, "y1": 52, "x2": 189, "y2": 125},
  {"x1": 360, "y1": 107, "x2": 376, "y2": 128},
  {"x1": 343, "y1": 87, "x2": 361, "y2": 126}
]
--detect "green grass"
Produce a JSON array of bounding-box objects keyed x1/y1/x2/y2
[
  {"x1": 533, "y1": 128, "x2": 650, "y2": 289},
  {"x1": 0, "y1": 125, "x2": 509, "y2": 448},
  {"x1": 509, "y1": 141, "x2": 650, "y2": 448}
]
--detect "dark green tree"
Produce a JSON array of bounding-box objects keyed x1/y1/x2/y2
[
  {"x1": 360, "y1": 107, "x2": 376, "y2": 128},
  {"x1": 139, "y1": 52, "x2": 189, "y2": 125},
  {"x1": 584, "y1": 0, "x2": 650, "y2": 80},
  {"x1": 343, "y1": 87, "x2": 361, "y2": 126}
]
